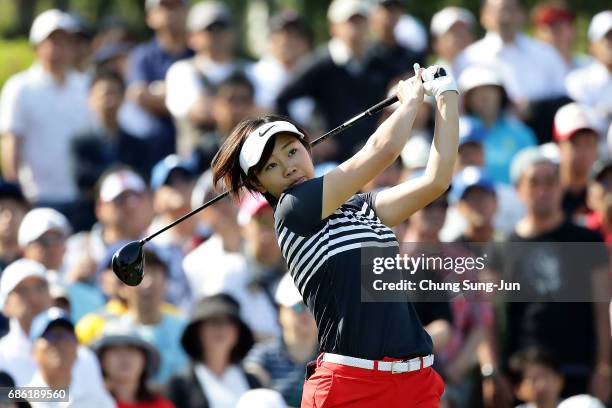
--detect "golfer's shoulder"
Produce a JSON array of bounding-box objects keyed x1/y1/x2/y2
[{"x1": 275, "y1": 178, "x2": 326, "y2": 236}]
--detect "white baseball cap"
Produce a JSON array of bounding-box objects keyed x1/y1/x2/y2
[
  {"x1": 588, "y1": 10, "x2": 612, "y2": 43},
  {"x1": 401, "y1": 134, "x2": 431, "y2": 170},
  {"x1": 510, "y1": 146, "x2": 556, "y2": 184},
  {"x1": 236, "y1": 389, "x2": 287, "y2": 408},
  {"x1": 186, "y1": 1, "x2": 232, "y2": 32},
  {"x1": 327, "y1": 0, "x2": 369, "y2": 24},
  {"x1": 558, "y1": 395, "x2": 605, "y2": 408},
  {"x1": 430, "y1": 6, "x2": 475, "y2": 37},
  {"x1": 145, "y1": 0, "x2": 188, "y2": 11},
  {"x1": 458, "y1": 66, "x2": 503, "y2": 93},
  {"x1": 29, "y1": 9, "x2": 78, "y2": 45},
  {"x1": 239, "y1": 121, "x2": 304, "y2": 174},
  {"x1": 553, "y1": 103, "x2": 598, "y2": 142},
  {"x1": 99, "y1": 170, "x2": 147, "y2": 203},
  {"x1": 0, "y1": 259, "x2": 47, "y2": 301},
  {"x1": 18, "y1": 208, "x2": 71, "y2": 247},
  {"x1": 275, "y1": 273, "x2": 303, "y2": 307}
]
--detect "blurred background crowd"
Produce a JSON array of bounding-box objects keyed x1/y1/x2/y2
[{"x1": 0, "y1": 0, "x2": 610, "y2": 407}]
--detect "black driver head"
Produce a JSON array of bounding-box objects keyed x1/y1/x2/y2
[{"x1": 112, "y1": 240, "x2": 145, "y2": 286}]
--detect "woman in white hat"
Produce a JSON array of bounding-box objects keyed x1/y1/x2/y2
[{"x1": 212, "y1": 66, "x2": 459, "y2": 407}]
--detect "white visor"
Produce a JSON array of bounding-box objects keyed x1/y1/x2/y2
[{"x1": 239, "y1": 121, "x2": 304, "y2": 174}]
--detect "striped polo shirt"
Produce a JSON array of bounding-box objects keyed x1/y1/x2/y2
[{"x1": 274, "y1": 177, "x2": 433, "y2": 360}]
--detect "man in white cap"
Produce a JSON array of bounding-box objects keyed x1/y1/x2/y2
[
  {"x1": 0, "y1": 9, "x2": 93, "y2": 214},
  {"x1": 0, "y1": 259, "x2": 105, "y2": 395},
  {"x1": 18, "y1": 208, "x2": 71, "y2": 273},
  {"x1": 0, "y1": 259, "x2": 52, "y2": 386},
  {"x1": 552, "y1": 103, "x2": 600, "y2": 221},
  {"x1": 565, "y1": 10, "x2": 612, "y2": 132},
  {"x1": 26, "y1": 307, "x2": 116, "y2": 407},
  {"x1": 430, "y1": 6, "x2": 476, "y2": 74},
  {"x1": 64, "y1": 168, "x2": 153, "y2": 284}
]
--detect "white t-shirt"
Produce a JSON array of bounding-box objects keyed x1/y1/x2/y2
[
  {"x1": 565, "y1": 60, "x2": 612, "y2": 132},
  {"x1": 26, "y1": 366, "x2": 116, "y2": 408},
  {"x1": 0, "y1": 64, "x2": 94, "y2": 202},
  {"x1": 165, "y1": 57, "x2": 240, "y2": 118},
  {"x1": 182, "y1": 235, "x2": 281, "y2": 338},
  {"x1": 454, "y1": 32, "x2": 568, "y2": 103},
  {"x1": 194, "y1": 363, "x2": 249, "y2": 408},
  {"x1": 0, "y1": 320, "x2": 109, "y2": 393},
  {"x1": 394, "y1": 14, "x2": 428, "y2": 54},
  {"x1": 245, "y1": 56, "x2": 314, "y2": 124}
]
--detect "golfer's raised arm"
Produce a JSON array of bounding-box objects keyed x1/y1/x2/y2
[
  {"x1": 321, "y1": 69, "x2": 425, "y2": 219},
  {"x1": 375, "y1": 81, "x2": 459, "y2": 227}
]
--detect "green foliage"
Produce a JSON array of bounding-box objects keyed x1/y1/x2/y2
[{"x1": 0, "y1": 39, "x2": 34, "y2": 89}]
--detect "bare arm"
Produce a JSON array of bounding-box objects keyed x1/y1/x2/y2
[
  {"x1": 374, "y1": 91, "x2": 459, "y2": 227},
  {"x1": 321, "y1": 70, "x2": 425, "y2": 219},
  {"x1": 1, "y1": 132, "x2": 20, "y2": 181},
  {"x1": 126, "y1": 82, "x2": 170, "y2": 116}
]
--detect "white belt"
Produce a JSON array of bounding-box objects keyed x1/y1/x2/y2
[{"x1": 321, "y1": 353, "x2": 434, "y2": 374}]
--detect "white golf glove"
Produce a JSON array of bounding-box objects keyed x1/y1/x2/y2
[{"x1": 415, "y1": 63, "x2": 458, "y2": 98}]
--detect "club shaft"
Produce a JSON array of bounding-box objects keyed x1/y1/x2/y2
[{"x1": 142, "y1": 94, "x2": 400, "y2": 244}]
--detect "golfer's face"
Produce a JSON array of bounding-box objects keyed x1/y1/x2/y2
[{"x1": 255, "y1": 133, "x2": 314, "y2": 198}]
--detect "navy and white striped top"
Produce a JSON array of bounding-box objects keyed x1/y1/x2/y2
[{"x1": 274, "y1": 177, "x2": 433, "y2": 360}]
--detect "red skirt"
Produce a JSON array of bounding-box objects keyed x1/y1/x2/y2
[{"x1": 301, "y1": 355, "x2": 445, "y2": 408}]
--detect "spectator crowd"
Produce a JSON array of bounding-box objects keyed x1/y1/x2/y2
[{"x1": 0, "y1": 0, "x2": 611, "y2": 407}]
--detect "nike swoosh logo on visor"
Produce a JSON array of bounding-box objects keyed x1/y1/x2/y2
[{"x1": 259, "y1": 125, "x2": 275, "y2": 137}]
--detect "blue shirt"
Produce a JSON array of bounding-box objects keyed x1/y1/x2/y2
[
  {"x1": 126, "y1": 38, "x2": 194, "y2": 162},
  {"x1": 475, "y1": 114, "x2": 537, "y2": 185},
  {"x1": 245, "y1": 338, "x2": 318, "y2": 406},
  {"x1": 274, "y1": 177, "x2": 433, "y2": 360},
  {"x1": 119, "y1": 312, "x2": 188, "y2": 384}
]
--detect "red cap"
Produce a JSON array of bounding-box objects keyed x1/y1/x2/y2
[
  {"x1": 533, "y1": 6, "x2": 575, "y2": 27},
  {"x1": 237, "y1": 193, "x2": 270, "y2": 226},
  {"x1": 553, "y1": 103, "x2": 597, "y2": 142}
]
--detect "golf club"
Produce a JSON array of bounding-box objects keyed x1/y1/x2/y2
[{"x1": 112, "y1": 66, "x2": 449, "y2": 286}]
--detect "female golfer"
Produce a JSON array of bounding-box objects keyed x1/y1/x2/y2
[{"x1": 212, "y1": 66, "x2": 459, "y2": 407}]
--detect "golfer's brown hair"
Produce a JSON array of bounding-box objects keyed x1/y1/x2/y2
[{"x1": 211, "y1": 114, "x2": 311, "y2": 204}]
